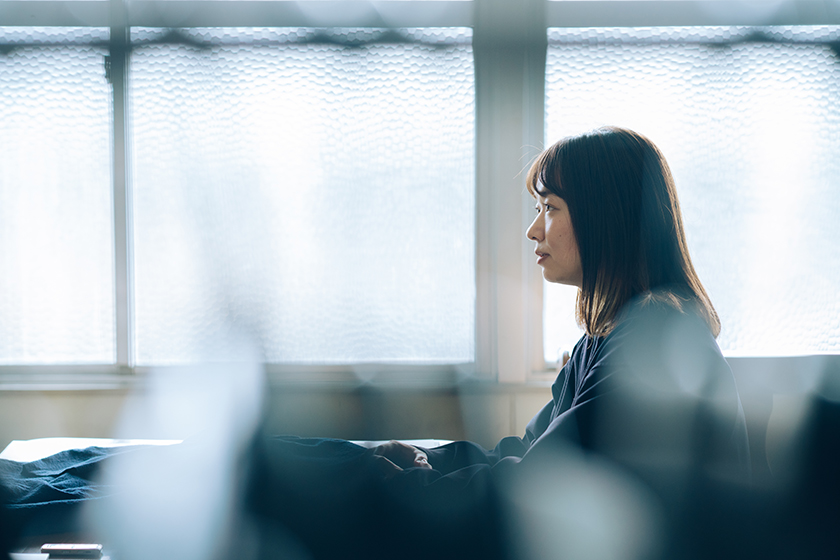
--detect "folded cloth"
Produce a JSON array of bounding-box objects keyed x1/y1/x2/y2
[{"x1": 0, "y1": 445, "x2": 145, "y2": 541}]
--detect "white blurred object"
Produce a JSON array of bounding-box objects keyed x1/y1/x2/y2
[
  {"x1": 9, "y1": 554, "x2": 110, "y2": 560},
  {"x1": 350, "y1": 439, "x2": 452, "y2": 449},
  {"x1": 0, "y1": 437, "x2": 181, "y2": 463},
  {"x1": 504, "y1": 445, "x2": 662, "y2": 560},
  {"x1": 84, "y1": 332, "x2": 265, "y2": 560}
]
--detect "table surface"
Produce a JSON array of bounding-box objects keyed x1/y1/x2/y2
[
  {"x1": 0, "y1": 437, "x2": 182, "y2": 463},
  {"x1": 10, "y1": 554, "x2": 110, "y2": 560}
]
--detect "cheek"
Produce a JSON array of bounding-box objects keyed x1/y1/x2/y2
[
  {"x1": 567, "y1": 234, "x2": 581, "y2": 264},
  {"x1": 547, "y1": 220, "x2": 573, "y2": 252},
  {"x1": 556, "y1": 226, "x2": 581, "y2": 269}
]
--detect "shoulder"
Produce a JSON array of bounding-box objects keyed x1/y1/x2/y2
[
  {"x1": 616, "y1": 289, "x2": 707, "y2": 332},
  {"x1": 603, "y1": 289, "x2": 728, "y2": 395},
  {"x1": 563, "y1": 290, "x2": 730, "y2": 406},
  {"x1": 610, "y1": 289, "x2": 716, "y2": 349},
  {"x1": 594, "y1": 291, "x2": 751, "y2": 481}
]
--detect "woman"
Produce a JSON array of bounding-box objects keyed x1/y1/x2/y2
[
  {"x1": 248, "y1": 127, "x2": 751, "y2": 560},
  {"x1": 522, "y1": 127, "x2": 750, "y2": 479},
  {"x1": 375, "y1": 126, "x2": 749, "y2": 479}
]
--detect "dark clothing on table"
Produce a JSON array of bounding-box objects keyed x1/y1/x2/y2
[{"x1": 0, "y1": 446, "x2": 143, "y2": 538}]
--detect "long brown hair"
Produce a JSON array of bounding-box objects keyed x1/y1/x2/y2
[{"x1": 527, "y1": 127, "x2": 720, "y2": 337}]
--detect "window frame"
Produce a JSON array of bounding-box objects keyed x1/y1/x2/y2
[{"x1": 0, "y1": 0, "x2": 838, "y2": 389}]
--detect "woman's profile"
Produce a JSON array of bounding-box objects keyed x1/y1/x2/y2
[
  {"x1": 526, "y1": 125, "x2": 719, "y2": 338},
  {"x1": 516, "y1": 126, "x2": 749, "y2": 479}
]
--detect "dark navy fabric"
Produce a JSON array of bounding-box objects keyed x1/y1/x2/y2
[
  {"x1": 247, "y1": 436, "x2": 507, "y2": 560},
  {"x1": 0, "y1": 445, "x2": 149, "y2": 543},
  {"x1": 0, "y1": 447, "x2": 126, "y2": 509}
]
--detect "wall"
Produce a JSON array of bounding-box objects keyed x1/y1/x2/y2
[
  {"x1": 0, "y1": 383, "x2": 552, "y2": 453},
  {"x1": 3, "y1": 357, "x2": 839, "y2": 477},
  {"x1": 0, "y1": 390, "x2": 130, "y2": 451}
]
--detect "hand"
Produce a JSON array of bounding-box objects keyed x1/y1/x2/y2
[{"x1": 372, "y1": 440, "x2": 431, "y2": 478}]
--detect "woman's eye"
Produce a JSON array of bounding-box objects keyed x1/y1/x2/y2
[
  {"x1": 534, "y1": 204, "x2": 541, "y2": 213},
  {"x1": 545, "y1": 204, "x2": 554, "y2": 212}
]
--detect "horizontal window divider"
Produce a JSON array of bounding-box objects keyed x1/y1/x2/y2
[
  {"x1": 4, "y1": 1, "x2": 840, "y2": 32},
  {"x1": 129, "y1": 0, "x2": 473, "y2": 29},
  {"x1": 0, "y1": 1, "x2": 109, "y2": 27},
  {"x1": 265, "y1": 363, "x2": 481, "y2": 388},
  {"x1": 726, "y1": 354, "x2": 840, "y2": 395},
  {"x1": 1, "y1": 356, "x2": 836, "y2": 392},
  {"x1": 0, "y1": 365, "x2": 138, "y2": 391},
  {"x1": 266, "y1": 376, "x2": 556, "y2": 393},
  {"x1": 0, "y1": 363, "x2": 486, "y2": 390},
  {"x1": 536, "y1": 355, "x2": 840, "y2": 397},
  {"x1": 0, "y1": 0, "x2": 473, "y2": 28},
  {"x1": 529, "y1": 367, "x2": 562, "y2": 382},
  {"x1": 547, "y1": 0, "x2": 840, "y2": 29},
  {"x1": 547, "y1": 28, "x2": 840, "y2": 46}
]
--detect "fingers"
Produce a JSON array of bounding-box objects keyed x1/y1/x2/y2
[
  {"x1": 388, "y1": 441, "x2": 431, "y2": 469},
  {"x1": 413, "y1": 449, "x2": 431, "y2": 469}
]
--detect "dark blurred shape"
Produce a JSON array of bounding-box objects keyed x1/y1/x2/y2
[
  {"x1": 663, "y1": 391, "x2": 840, "y2": 560},
  {"x1": 246, "y1": 435, "x2": 508, "y2": 560},
  {"x1": 494, "y1": 294, "x2": 752, "y2": 560},
  {"x1": 770, "y1": 387, "x2": 840, "y2": 558},
  {"x1": 586, "y1": 295, "x2": 751, "y2": 483},
  {"x1": 1, "y1": 477, "x2": 15, "y2": 559}
]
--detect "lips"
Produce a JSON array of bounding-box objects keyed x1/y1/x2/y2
[{"x1": 535, "y1": 250, "x2": 548, "y2": 265}]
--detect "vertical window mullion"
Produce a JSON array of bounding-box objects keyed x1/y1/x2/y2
[
  {"x1": 474, "y1": 0, "x2": 546, "y2": 382},
  {"x1": 110, "y1": 0, "x2": 134, "y2": 369}
]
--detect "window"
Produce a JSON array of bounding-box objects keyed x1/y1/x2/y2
[
  {"x1": 542, "y1": 25, "x2": 840, "y2": 361},
  {"x1": 1, "y1": 0, "x2": 838, "y2": 387},
  {"x1": 128, "y1": 27, "x2": 475, "y2": 365},
  {"x1": 0, "y1": 27, "x2": 113, "y2": 365}
]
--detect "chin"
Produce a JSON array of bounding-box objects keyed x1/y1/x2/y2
[
  {"x1": 543, "y1": 270, "x2": 578, "y2": 287},
  {"x1": 542, "y1": 270, "x2": 564, "y2": 284}
]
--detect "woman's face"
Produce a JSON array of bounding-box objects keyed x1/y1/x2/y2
[{"x1": 526, "y1": 189, "x2": 583, "y2": 288}]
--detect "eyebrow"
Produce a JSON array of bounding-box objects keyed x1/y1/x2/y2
[{"x1": 536, "y1": 186, "x2": 562, "y2": 201}]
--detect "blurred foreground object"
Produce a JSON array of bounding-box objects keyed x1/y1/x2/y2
[{"x1": 84, "y1": 339, "x2": 265, "y2": 560}]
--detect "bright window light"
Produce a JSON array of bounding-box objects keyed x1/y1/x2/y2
[
  {"x1": 0, "y1": 28, "x2": 114, "y2": 364},
  {"x1": 544, "y1": 26, "x2": 840, "y2": 359},
  {"x1": 129, "y1": 28, "x2": 476, "y2": 365}
]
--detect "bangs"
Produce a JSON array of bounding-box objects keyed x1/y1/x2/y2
[{"x1": 526, "y1": 144, "x2": 560, "y2": 198}]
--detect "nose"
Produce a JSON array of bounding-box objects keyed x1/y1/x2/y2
[{"x1": 526, "y1": 211, "x2": 543, "y2": 242}]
